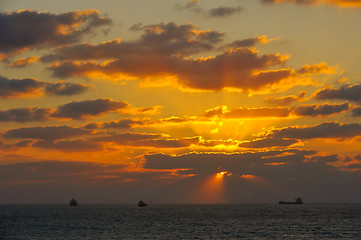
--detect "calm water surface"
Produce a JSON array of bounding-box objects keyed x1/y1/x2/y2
[{"x1": 1, "y1": 204, "x2": 361, "y2": 239}]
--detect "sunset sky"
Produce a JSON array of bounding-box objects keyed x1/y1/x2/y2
[{"x1": 1, "y1": 0, "x2": 361, "y2": 204}]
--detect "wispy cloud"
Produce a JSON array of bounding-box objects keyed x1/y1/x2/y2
[
  {"x1": 8, "y1": 56, "x2": 39, "y2": 68},
  {"x1": 209, "y1": 5, "x2": 244, "y2": 17},
  {"x1": 264, "y1": 91, "x2": 306, "y2": 106}
]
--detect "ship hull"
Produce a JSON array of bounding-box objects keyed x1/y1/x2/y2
[{"x1": 279, "y1": 201, "x2": 302, "y2": 204}]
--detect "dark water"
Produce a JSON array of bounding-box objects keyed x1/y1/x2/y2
[{"x1": 1, "y1": 204, "x2": 361, "y2": 239}]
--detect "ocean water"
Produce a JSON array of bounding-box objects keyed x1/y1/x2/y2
[{"x1": 1, "y1": 204, "x2": 361, "y2": 239}]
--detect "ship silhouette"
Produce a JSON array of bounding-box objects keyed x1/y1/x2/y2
[
  {"x1": 138, "y1": 199, "x2": 148, "y2": 207},
  {"x1": 69, "y1": 198, "x2": 78, "y2": 206},
  {"x1": 279, "y1": 197, "x2": 303, "y2": 205}
]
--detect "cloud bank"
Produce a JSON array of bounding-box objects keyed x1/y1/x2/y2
[
  {"x1": 0, "y1": 75, "x2": 88, "y2": 98},
  {"x1": 0, "y1": 9, "x2": 111, "y2": 60}
]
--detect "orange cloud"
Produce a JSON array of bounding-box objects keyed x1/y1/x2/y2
[
  {"x1": 238, "y1": 137, "x2": 300, "y2": 148},
  {"x1": 8, "y1": 56, "x2": 39, "y2": 68},
  {"x1": 261, "y1": 0, "x2": 361, "y2": 7},
  {"x1": 264, "y1": 91, "x2": 306, "y2": 106},
  {"x1": 48, "y1": 47, "x2": 292, "y2": 92},
  {"x1": 93, "y1": 133, "x2": 202, "y2": 149},
  {"x1": 43, "y1": 22, "x2": 338, "y2": 93},
  {"x1": 296, "y1": 62, "x2": 338, "y2": 75},
  {"x1": 205, "y1": 105, "x2": 291, "y2": 118}
]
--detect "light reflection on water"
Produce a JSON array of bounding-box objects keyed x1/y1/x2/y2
[{"x1": 1, "y1": 204, "x2": 361, "y2": 239}]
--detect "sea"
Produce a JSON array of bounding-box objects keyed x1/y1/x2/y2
[{"x1": 1, "y1": 204, "x2": 361, "y2": 239}]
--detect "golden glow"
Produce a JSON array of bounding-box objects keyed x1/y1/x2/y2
[
  {"x1": 241, "y1": 174, "x2": 256, "y2": 179},
  {"x1": 191, "y1": 171, "x2": 232, "y2": 203},
  {"x1": 240, "y1": 174, "x2": 263, "y2": 182},
  {"x1": 264, "y1": 162, "x2": 285, "y2": 166},
  {"x1": 216, "y1": 171, "x2": 232, "y2": 179},
  {"x1": 138, "y1": 75, "x2": 178, "y2": 88}
]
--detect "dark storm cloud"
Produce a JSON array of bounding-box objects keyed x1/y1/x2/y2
[
  {"x1": 143, "y1": 149, "x2": 317, "y2": 174},
  {"x1": 292, "y1": 102, "x2": 349, "y2": 117},
  {"x1": 209, "y1": 6, "x2": 244, "y2": 17},
  {"x1": 267, "y1": 122, "x2": 361, "y2": 140},
  {"x1": 3, "y1": 126, "x2": 91, "y2": 140},
  {"x1": 141, "y1": 151, "x2": 361, "y2": 204},
  {"x1": 264, "y1": 91, "x2": 306, "y2": 106},
  {"x1": 1, "y1": 153, "x2": 360, "y2": 204},
  {"x1": 0, "y1": 160, "x2": 128, "y2": 185},
  {"x1": 0, "y1": 75, "x2": 89, "y2": 98},
  {"x1": 0, "y1": 160, "x2": 185, "y2": 205},
  {"x1": 0, "y1": 107, "x2": 51, "y2": 122},
  {"x1": 344, "y1": 163, "x2": 361, "y2": 169},
  {"x1": 351, "y1": 107, "x2": 361, "y2": 117},
  {"x1": 0, "y1": 9, "x2": 111, "y2": 59},
  {"x1": 50, "y1": 98, "x2": 129, "y2": 120},
  {"x1": 314, "y1": 84, "x2": 361, "y2": 103},
  {"x1": 33, "y1": 139, "x2": 103, "y2": 152},
  {"x1": 342, "y1": 154, "x2": 361, "y2": 169}
]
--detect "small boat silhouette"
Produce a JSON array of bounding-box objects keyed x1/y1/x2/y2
[
  {"x1": 279, "y1": 197, "x2": 303, "y2": 205},
  {"x1": 138, "y1": 199, "x2": 148, "y2": 207},
  {"x1": 69, "y1": 198, "x2": 78, "y2": 206}
]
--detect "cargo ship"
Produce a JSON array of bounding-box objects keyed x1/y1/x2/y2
[{"x1": 279, "y1": 197, "x2": 303, "y2": 204}]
